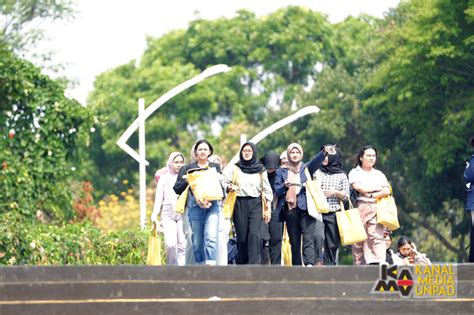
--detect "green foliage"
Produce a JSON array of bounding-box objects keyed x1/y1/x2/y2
[
  {"x1": 363, "y1": 0, "x2": 474, "y2": 214},
  {"x1": 0, "y1": 44, "x2": 94, "y2": 221},
  {"x1": 87, "y1": 6, "x2": 335, "y2": 196},
  {"x1": 0, "y1": 0, "x2": 76, "y2": 52},
  {"x1": 0, "y1": 211, "x2": 148, "y2": 265}
]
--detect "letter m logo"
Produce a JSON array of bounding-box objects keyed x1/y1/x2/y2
[{"x1": 373, "y1": 280, "x2": 399, "y2": 293}]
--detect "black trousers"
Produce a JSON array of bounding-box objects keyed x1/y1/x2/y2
[
  {"x1": 233, "y1": 196, "x2": 262, "y2": 264},
  {"x1": 260, "y1": 222, "x2": 271, "y2": 265},
  {"x1": 284, "y1": 206, "x2": 316, "y2": 266},
  {"x1": 313, "y1": 219, "x2": 325, "y2": 263},
  {"x1": 469, "y1": 211, "x2": 474, "y2": 263},
  {"x1": 268, "y1": 206, "x2": 284, "y2": 265},
  {"x1": 322, "y1": 212, "x2": 340, "y2": 265}
]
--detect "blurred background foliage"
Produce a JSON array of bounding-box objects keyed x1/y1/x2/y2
[{"x1": 1, "y1": 0, "x2": 473, "y2": 265}]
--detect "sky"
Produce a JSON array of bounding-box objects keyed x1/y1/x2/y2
[{"x1": 38, "y1": 0, "x2": 400, "y2": 105}]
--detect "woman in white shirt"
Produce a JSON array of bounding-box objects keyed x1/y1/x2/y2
[
  {"x1": 348, "y1": 145, "x2": 390, "y2": 265},
  {"x1": 225, "y1": 142, "x2": 273, "y2": 264}
]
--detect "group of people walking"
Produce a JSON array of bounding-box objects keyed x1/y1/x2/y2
[{"x1": 151, "y1": 138, "x2": 417, "y2": 266}]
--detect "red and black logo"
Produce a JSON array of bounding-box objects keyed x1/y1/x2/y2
[{"x1": 372, "y1": 265, "x2": 414, "y2": 298}]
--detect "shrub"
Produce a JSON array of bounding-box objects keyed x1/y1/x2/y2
[{"x1": 0, "y1": 212, "x2": 150, "y2": 265}]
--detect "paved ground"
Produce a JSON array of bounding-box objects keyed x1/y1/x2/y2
[{"x1": 0, "y1": 264, "x2": 473, "y2": 314}]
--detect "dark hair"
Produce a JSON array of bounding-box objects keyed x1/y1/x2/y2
[
  {"x1": 354, "y1": 145, "x2": 378, "y2": 167},
  {"x1": 470, "y1": 136, "x2": 474, "y2": 147},
  {"x1": 397, "y1": 236, "x2": 412, "y2": 250},
  {"x1": 194, "y1": 139, "x2": 213, "y2": 156}
]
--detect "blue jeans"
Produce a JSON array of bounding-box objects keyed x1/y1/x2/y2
[{"x1": 188, "y1": 195, "x2": 220, "y2": 265}]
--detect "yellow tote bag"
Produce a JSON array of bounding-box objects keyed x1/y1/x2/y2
[
  {"x1": 282, "y1": 223, "x2": 292, "y2": 266},
  {"x1": 175, "y1": 186, "x2": 189, "y2": 215},
  {"x1": 222, "y1": 166, "x2": 238, "y2": 219},
  {"x1": 336, "y1": 200, "x2": 367, "y2": 246},
  {"x1": 146, "y1": 224, "x2": 162, "y2": 265},
  {"x1": 304, "y1": 168, "x2": 330, "y2": 214},
  {"x1": 187, "y1": 167, "x2": 224, "y2": 202},
  {"x1": 376, "y1": 185, "x2": 400, "y2": 231}
]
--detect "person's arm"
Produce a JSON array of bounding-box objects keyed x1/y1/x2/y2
[
  {"x1": 262, "y1": 171, "x2": 274, "y2": 203},
  {"x1": 465, "y1": 157, "x2": 474, "y2": 183},
  {"x1": 372, "y1": 186, "x2": 390, "y2": 199},
  {"x1": 222, "y1": 165, "x2": 236, "y2": 192},
  {"x1": 173, "y1": 164, "x2": 189, "y2": 195},
  {"x1": 350, "y1": 170, "x2": 389, "y2": 197},
  {"x1": 371, "y1": 172, "x2": 391, "y2": 198},
  {"x1": 306, "y1": 150, "x2": 326, "y2": 175},
  {"x1": 151, "y1": 178, "x2": 165, "y2": 222},
  {"x1": 323, "y1": 174, "x2": 349, "y2": 200},
  {"x1": 261, "y1": 172, "x2": 273, "y2": 224},
  {"x1": 274, "y1": 169, "x2": 288, "y2": 198},
  {"x1": 340, "y1": 174, "x2": 350, "y2": 200}
]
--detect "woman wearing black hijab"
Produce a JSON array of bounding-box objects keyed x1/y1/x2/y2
[
  {"x1": 224, "y1": 142, "x2": 273, "y2": 264},
  {"x1": 313, "y1": 145, "x2": 350, "y2": 265},
  {"x1": 260, "y1": 152, "x2": 283, "y2": 264}
]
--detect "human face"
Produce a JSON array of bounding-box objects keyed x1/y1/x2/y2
[
  {"x1": 280, "y1": 158, "x2": 289, "y2": 168},
  {"x1": 172, "y1": 155, "x2": 184, "y2": 173},
  {"x1": 241, "y1": 144, "x2": 253, "y2": 161},
  {"x1": 399, "y1": 243, "x2": 412, "y2": 258},
  {"x1": 195, "y1": 143, "x2": 211, "y2": 162},
  {"x1": 360, "y1": 148, "x2": 377, "y2": 169},
  {"x1": 384, "y1": 235, "x2": 392, "y2": 250},
  {"x1": 322, "y1": 156, "x2": 329, "y2": 166},
  {"x1": 289, "y1": 148, "x2": 302, "y2": 163}
]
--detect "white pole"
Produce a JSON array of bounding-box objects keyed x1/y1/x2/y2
[
  {"x1": 240, "y1": 134, "x2": 247, "y2": 147},
  {"x1": 117, "y1": 65, "x2": 231, "y2": 166},
  {"x1": 138, "y1": 98, "x2": 146, "y2": 230}
]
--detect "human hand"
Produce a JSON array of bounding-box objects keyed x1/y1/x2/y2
[
  {"x1": 263, "y1": 210, "x2": 271, "y2": 224},
  {"x1": 196, "y1": 199, "x2": 210, "y2": 209},
  {"x1": 323, "y1": 145, "x2": 337, "y2": 155},
  {"x1": 228, "y1": 184, "x2": 239, "y2": 192},
  {"x1": 151, "y1": 220, "x2": 163, "y2": 233},
  {"x1": 324, "y1": 189, "x2": 337, "y2": 197}
]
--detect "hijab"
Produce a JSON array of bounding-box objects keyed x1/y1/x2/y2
[
  {"x1": 260, "y1": 152, "x2": 280, "y2": 192},
  {"x1": 319, "y1": 145, "x2": 345, "y2": 174},
  {"x1": 190, "y1": 141, "x2": 197, "y2": 162},
  {"x1": 260, "y1": 152, "x2": 280, "y2": 170},
  {"x1": 287, "y1": 143, "x2": 304, "y2": 174},
  {"x1": 208, "y1": 154, "x2": 223, "y2": 167},
  {"x1": 167, "y1": 152, "x2": 185, "y2": 176},
  {"x1": 285, "y1": 143, "x2": 304, "y2": 210},
  {"x1": 235, "y1": 142, "x2": 265, "y2": 174}
]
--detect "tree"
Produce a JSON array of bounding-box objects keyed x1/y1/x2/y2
[
  {"x1": 0, "y1": 43, "x2": 93, "y2": 221},
  {"x1": 363, "y1": 0, "x2": 474, "y2": 260},
  {"x1": 87, "y1": 6, "x2": 335, "y2": 195},
  {"x1": 0, "y1": 0, "x2": 75, "y2": 52}
]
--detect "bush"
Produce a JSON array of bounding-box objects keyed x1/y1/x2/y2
[{"x1": 0, "y1": 212, "x2": 150, "y2": 265}]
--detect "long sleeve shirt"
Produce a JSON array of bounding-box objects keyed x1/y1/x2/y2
[
  {"x1": 151, "y1": 172, "x2": 180, "y2": 221},
  {"x1": 223, "y1": 166, "x2": 273, "y2": 202},
  {"x1": 313, "y1": 169, "x2": 350, "y2": 212},
  {"x1": 274, "y1": 150, "x2": 325, "y2": 212}
]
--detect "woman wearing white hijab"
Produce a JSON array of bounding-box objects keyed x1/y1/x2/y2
[
  {"x1": 274, "y1": 143, "x2": 327, "y2": 266},
  {"x1": 151, "y1": 152, "x2": 186, "y2": 265}
]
